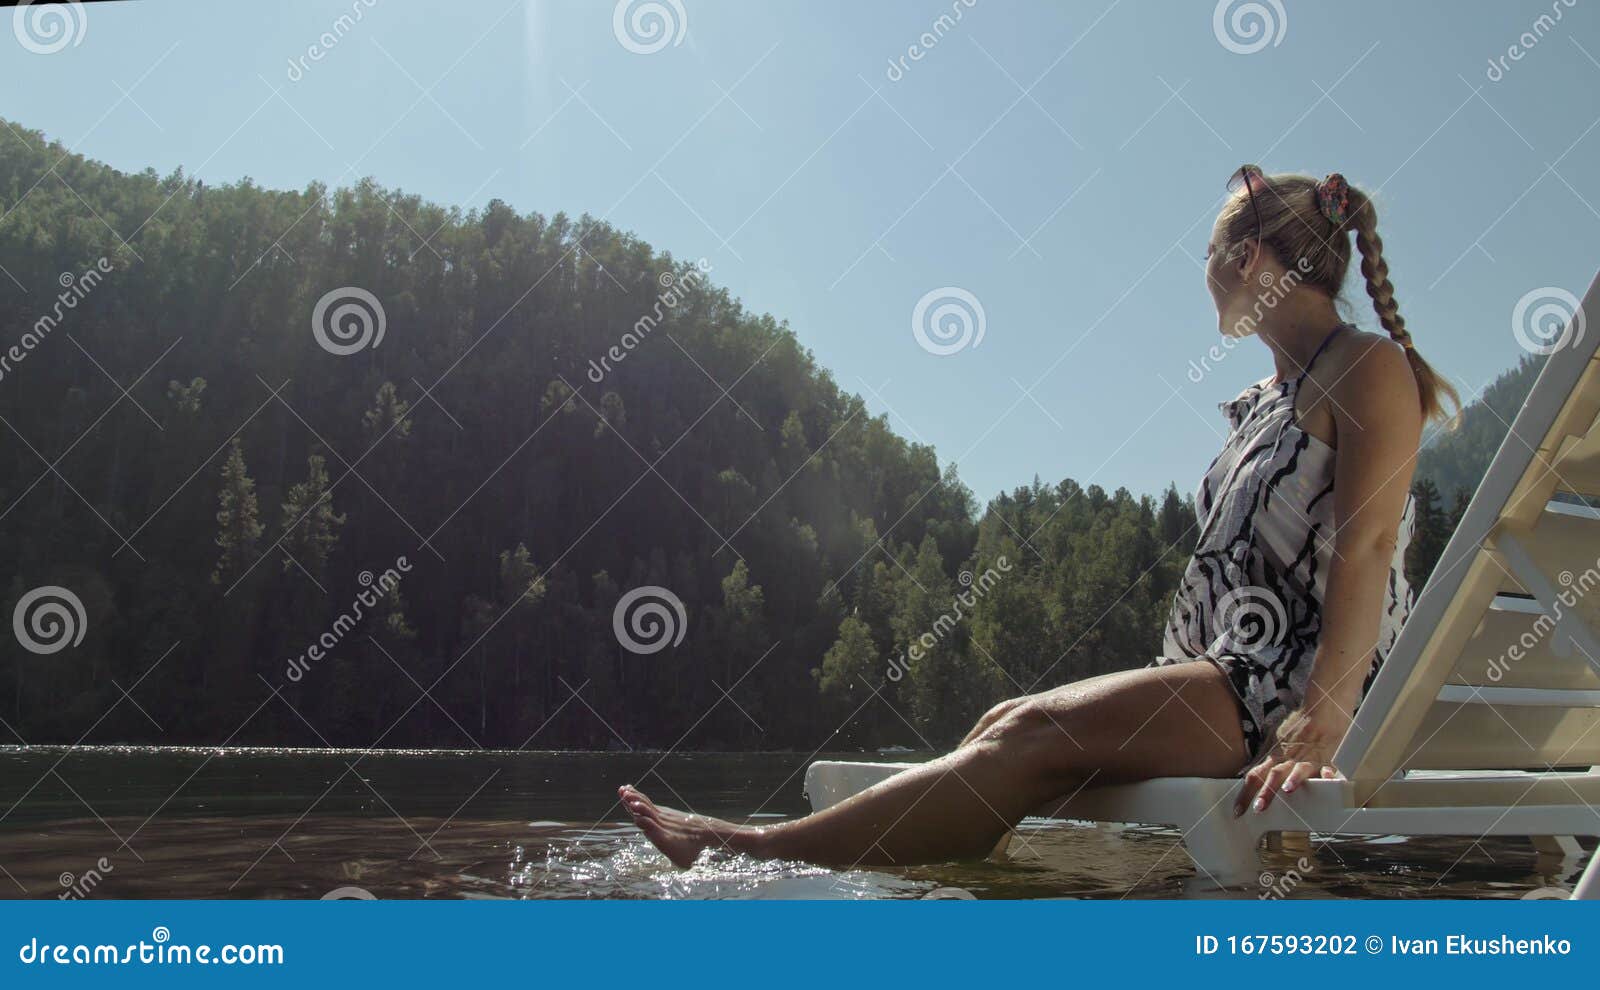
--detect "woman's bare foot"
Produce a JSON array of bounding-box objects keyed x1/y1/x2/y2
[{"x1": 617, "y1": 784, "x2": 758, "y2": 867}]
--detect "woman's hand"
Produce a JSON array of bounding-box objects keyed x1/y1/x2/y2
[{"x1": 1233, "y1": 688, "x2": 1355, "y2": 816}]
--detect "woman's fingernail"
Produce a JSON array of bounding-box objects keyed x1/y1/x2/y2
[
  {"x1": 1282, "y1": 781, "x2": 1295, "y2": 793},
  {"x1": 1251, "y1": 797, "x2": 1266, "y2": 814}
]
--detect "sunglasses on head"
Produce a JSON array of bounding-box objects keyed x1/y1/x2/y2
[{"x1": 1226, "y1": 163, "x2": 1265, "y2": 253}]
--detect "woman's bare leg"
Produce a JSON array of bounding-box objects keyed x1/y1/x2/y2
[{"x1": 620, "y1": 661, "x2": 1248, "y2": 867}]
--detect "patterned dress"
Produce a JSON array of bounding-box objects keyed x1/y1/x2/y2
[{"x1": 1153, "y1": 325, "x2": 1414, "y2": 761}]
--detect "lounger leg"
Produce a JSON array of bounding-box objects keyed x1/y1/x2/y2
[
  {"x1": 1530, "y1": 835, "x2": 1584, "y2": 858},
  {"x1": 1531, "y1": 835, "x2": 1586, "y2": 885},
  {"x1": 1573, "y1": 843, "x2": 1600, "y2": 900},
  {"x1": 1183, "y1": 817, "x2": 1263, "y2": 887},
  {"x1": 1264, "y1": 831, "x2": 1311, "y2": 855},
  {"x1": 988, "y1": 831, "x2": 1013, "y2": 861}
]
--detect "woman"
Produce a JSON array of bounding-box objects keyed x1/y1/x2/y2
[{"x1": 620, "y1": 167, "x2": 1458, "y2": 870}]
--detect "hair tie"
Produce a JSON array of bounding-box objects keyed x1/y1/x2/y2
[{"x1": 1316, "y1": 172, "x2": 1350, "y2": 227}]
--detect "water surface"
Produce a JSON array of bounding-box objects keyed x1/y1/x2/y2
[{"x1": 0, "y1": 747, "x2": 1579, "y2": 899}]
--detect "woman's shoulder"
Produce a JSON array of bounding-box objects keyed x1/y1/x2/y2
[
  {"x1": 1313, "y1": 326, "x2": 1418, "y2": 418},
  {"x1": 1320, "y1": 327, "x2": 1411, "y2": 384}
]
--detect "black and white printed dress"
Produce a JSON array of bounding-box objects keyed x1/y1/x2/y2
[{"x1": 1153, "y1": 325, "x2": 1414, "y2": 761}]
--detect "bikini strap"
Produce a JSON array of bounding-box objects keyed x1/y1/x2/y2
[{"x1": 1295, "y1": 324, "x2": 1348, "y2": 386}]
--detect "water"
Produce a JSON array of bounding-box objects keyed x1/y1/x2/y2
[{"x1": 0, "y1": 747, "x2": 1580, "y2": 899}]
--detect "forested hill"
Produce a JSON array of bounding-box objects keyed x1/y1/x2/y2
[
  {"x1": 0, "y1": 118, "x2": 1530, "y2": 751},
  {"x1": 1415, "y1": 355, "x2": 1542, "y2": 502},
  {"x1": 0, "y1": 119, "x2": 1199, "y2": 751}
]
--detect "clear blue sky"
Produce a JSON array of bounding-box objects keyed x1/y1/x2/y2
[{"x1": 4, "y1": 0, "x2": 1597, "y2": 501}]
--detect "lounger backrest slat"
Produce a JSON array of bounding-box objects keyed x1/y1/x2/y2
[
  {"x1": 1447, "y1": 598, "x2": 1600, "y2": 691},
  {"x1": 1336, "y1": 273, "x2": 1600, "y2": 800}
]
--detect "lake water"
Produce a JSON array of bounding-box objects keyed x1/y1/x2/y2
[{"x1": 0, "y1": 746, "x2": 1580, "y2": 900}]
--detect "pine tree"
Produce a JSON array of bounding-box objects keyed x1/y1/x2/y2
[
  {"x1": 816, "y1": 614, "x2": 880, "y2": 746},
  {"x1": 1406, "y1": 478, "x2": 1448, "y2": 590},
  {"x1": 280, "y1": 452, "x2": 345, "y2": 578},
  {"x1": 211, "y1": 439, "x2": 263, "y2": 585},
  {"x1": 362, "y1": 381, "x2": 412, "y2": 441}
]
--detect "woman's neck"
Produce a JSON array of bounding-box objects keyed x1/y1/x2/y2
[{"x1": 1254, "y1": 293, "x2": 1345, "y2": 383}]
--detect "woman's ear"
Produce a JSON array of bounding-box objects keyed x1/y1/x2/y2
[{"x1": 1235, "y1": 239, "x2": 1259, "y2": 277}]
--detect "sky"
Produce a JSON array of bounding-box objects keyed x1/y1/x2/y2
[{"x1": 2, "y1": 0, "x2": 1597, "y2": 503}]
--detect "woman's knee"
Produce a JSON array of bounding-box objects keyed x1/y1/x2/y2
[
  {"x1": 982, "y1": 699, "x2": 1079, "y2": 762},
  {"x1": 964, "y1": 697, "x2": 1022, "y2": 741},
  {"x1": 984, "y1": 697, "x2": 1025, "y2": 726}
]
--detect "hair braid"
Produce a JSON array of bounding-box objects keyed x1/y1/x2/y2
[
  {"x1": 1345, "y1": 193, "x2": 1407, "y2": 346},
  {"x1": 1344, "y1": 186, "x2": 1456, "y2": 423}
]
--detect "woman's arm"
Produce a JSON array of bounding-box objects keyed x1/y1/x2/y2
[{"x1": 1236, "y1": 334, "x2": 1422, "y2": 815}]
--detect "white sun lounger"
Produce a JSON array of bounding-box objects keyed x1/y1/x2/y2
[{"x1": 806, "y1": 272, "x2": 1600, "y2": 897}]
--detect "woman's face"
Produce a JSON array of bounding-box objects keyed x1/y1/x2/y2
[{"x1": 1205, "y1": 209, "x2": 1256, "y2": 337}]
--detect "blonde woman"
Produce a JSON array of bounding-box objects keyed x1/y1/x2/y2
[{"x1": 621, "y1": 167, "x2": 1458, "y2": 869}]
